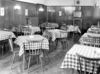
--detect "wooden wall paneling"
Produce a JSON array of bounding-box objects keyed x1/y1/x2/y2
[
  {"x1": 38, "y1": 4, "x2": 47, "y2": 24},
  {"x1": 0, "y1": 0, "x2": 4, "y2": 28}
]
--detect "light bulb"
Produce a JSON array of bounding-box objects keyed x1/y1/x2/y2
[
  {"x1": 39, "y1": 7, "x2": 44, "y2": 12},
  {"x1": 14, "y1": 4, "x2": 21, "y2": 10}
]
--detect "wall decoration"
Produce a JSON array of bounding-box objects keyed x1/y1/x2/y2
[
  {"x1": 0, "y1": 7, "x2": 5, "y2": 16},
  {"x1": 25, "y1": 9, "x2": 28, "y2": 16},
  {"x1": 73, "y1": 11, "x2": 82, "y2": 17},
  {"x1": 59, "y1": 11, "x2": 62, "y2": 16}
]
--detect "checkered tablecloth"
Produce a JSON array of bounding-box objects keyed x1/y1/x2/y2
[
  {"x1": 46, "y1": 29, "x2": 68, "y2": 41},
  {"x1": 0, "y1": 31, "x2": 16, "y2": 41},
  {"x1": 14, "y1": 35, "x2": 49, "y2": 56},
  {"x1": 0, "y1": 31, "x2": 16, "y2": 51},
  {"x1": 60, "y1": 44, "x2": 100, "y2": 73}
]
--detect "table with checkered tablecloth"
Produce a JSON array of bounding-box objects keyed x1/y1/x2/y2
[
  {"x1": 0, "y1": 31, "x2": 15, "y2": 41},
  {"x1": 0, "y1": 31, "x2": 16, "y2": 51},
  {"x1": 60, "y1": 44, "x2": 100, "y2": 73},
  {"x1": 14, "y1": 35, "x2": 49, "y2": 56}
]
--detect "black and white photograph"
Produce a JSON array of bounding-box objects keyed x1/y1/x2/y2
[{"x1": 0, "y1": 0, "x2": 100, "y2": 74}]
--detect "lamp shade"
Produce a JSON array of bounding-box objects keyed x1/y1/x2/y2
[{"x1": 38, "y1": 7, "x2": 44, "y2": 12}]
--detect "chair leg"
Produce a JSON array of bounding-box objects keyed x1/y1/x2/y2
[
  {"x1": 66, "y1": 39, "x2": 69, "y2": 50},
  {"x1": 72, "y1": 69, "x2": 74, "y2": 74},
  {"x1": 22, "y1": 53, "x2": 25, "y2": 73},
  {"x1": 28, "y1": 55, "x2": 31, "y2": 74},
  {"x1": 11, "y1": 52, "x2": 15, "y2": 70},
  {"x1": 39, "y1": 55, "x2": 43, "y2": 74},
  {"x1": 37, "y1": 55, "x2": 39, "y2": 64},
  {"x1": 2, "y1": 46, "x2": 4, "y2": 56},
  {"x1": 61, "y1": 41, "x2": 66, "y2": 50},
  {"x1": 44, "y1": 51, "x2": 51, "y2": 64},
  {"x1": 55, "y1": 39, "x2": 58, "y2": 49}
]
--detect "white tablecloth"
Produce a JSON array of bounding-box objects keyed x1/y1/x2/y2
[
  {"x1": 23, "y1": 26, "x2": 40, "y2": 35},
  {"x1": 87, "y1": 27, "x2": 100, "y2": 34},
  {"x1": 14, "y1": 35, "x2": 49, "y2": 56},
  {"x1": 30, "y1": 26, "x2": 40, "y2": 34},
  {"x1": 47, "y1": 29, "x2": 68, "y2": 41},
  {"x1": 48, "y1": 23, "x2": 58, "y2": 28},
  {"x1": 67, "y1": 25, "x2": 81, "y2": 33},
  {"x1": 61, "y1": 44, "x2": 100, "y2": 73},
  {"x1": 81, "y1": 33, "x2": 100, "y2": 38}
]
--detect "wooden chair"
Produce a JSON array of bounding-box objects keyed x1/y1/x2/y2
[
  {"x1": 94, "y1": 37, "x2": 100, "y2": 47},
  {"x1": 76, "y1": 53, "x2": 100, "y2": 74},
  {"x1": 23, "y1": 39, "x2": 44, "y2": 74},
  {"x1": 11, "y1": 40, "x2": 45, "y2": 73},
  {"x1": 22, "y1": 27, "x2": 31, "y2": 35},
  {"x1": 11, "y1": 45, "x2": 20, "y2": 70},
  {"x1": 59, "y1": 31, "x2": 68, "y2": 50},
  {"x1": 80, "y1": 37, "x2": 100, "y2": 48},
  {"x1": 0, "y1": 40, "x2": 5, "y2": 56},
  {"x1": 43, "y1": 31, "x2": 56, "y2": 52}
]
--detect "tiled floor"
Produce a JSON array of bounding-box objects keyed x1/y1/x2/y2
[{"x1": 0, "y1": 37, "x2": 79, "y2": 74}]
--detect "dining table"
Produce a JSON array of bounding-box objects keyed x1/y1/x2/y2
[
  {"x1": 40, "y1": 22, "x2": 58, "y2": 29},
  {"x1": 60, "y1": 44, "x2": 100, "y2": 73},
  {"x1": 47, "y1": 23, "x2": 59, "y2": 28},
  {"x1": 67, "y1": 25, "x2": 81, "y2": 33},
  {"x1": 87, "y1": 27, "x2": 100, "y2": 34},
  {"x1": 0, "y1": 30, "x2": 16, "y2": 51},
  {"x1": 29, "y1": 26, "x2": 40, "y2": 34},
  {"x1": 14, "y1": 35, "x2": 49, "y2": 56},
  {"x1": 43, "y1": 29, "x2": 68, "y2": 41},
  {"x1": 22, "y1": 26, "x2": 40, "y2": 35}
]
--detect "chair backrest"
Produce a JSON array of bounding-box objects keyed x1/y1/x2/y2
[
  {"x1": 76, "y1": 53, "x2": 100, "y2": 74},
  {"x1": 22, "y1": 27, "x2": 31, "y2": 35},
  {"x1": 43, "y1": 30, "x2": 51, "y2": 40},
  {"x1": 60, "y1": 31, "x2": 68, "y2": 38},
  {"x1": 80, "y1": 37, "x2": 100, "y2": 47},
  {"x1": 23, "y1": 39, "x2": 44, "y2": 55}
]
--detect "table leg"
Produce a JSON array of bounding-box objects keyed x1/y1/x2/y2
[
  {"x1": 22, "y1": 53, "x2": 25, "y2": 73},
  {"x1": 72, "y1": 69, "x2": 74, "y2": 74},
  {"x1": 8, "y1": 38, "x2": 13, "y2": 52},
  {"x1": 72, "y1": 32, "x2": 75, "y2": 41}
]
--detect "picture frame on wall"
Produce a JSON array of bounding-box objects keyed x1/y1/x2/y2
[
  {"x1": 25, "y1": 9, "x2": 28, "y2": 16},
  {"x1": 0, "y1": 7, "x2": 5, "y2": 16},
  {"x1": 73, "y1": 11, "x2": 82, "y2": 17}
]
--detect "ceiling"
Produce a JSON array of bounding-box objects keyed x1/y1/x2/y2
[{"x1": 17, "y1": 0, "x2": 100, "y2": 6}]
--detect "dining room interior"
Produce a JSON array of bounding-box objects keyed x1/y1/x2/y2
[{"x1": 0, "y1": 0, "x2": 100, "y2": 74}]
